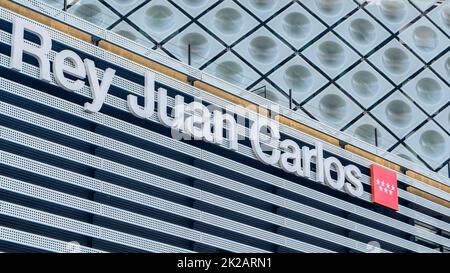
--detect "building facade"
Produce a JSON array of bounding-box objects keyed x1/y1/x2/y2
[{"x1": 0, "y1": 0, "x2": 449, "y2": 253}]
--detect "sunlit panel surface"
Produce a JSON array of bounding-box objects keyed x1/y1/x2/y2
[{"x1": 52, "y1": 0, "x2": 449, "y2": 173}]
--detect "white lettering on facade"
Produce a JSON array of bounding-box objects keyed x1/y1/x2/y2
[{"x1": 8, "y1": 17, "x2": 364, "y2": 198}]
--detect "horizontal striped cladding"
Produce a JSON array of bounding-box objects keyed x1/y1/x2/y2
[
  {"x1": 0, "y1": 50, "x2": 446, "y2": 249},
  {"x1": 0, "y1": 176, "x2": 266, "y2": 252},
  {"x1": 0, "y1": 10, "x2": 448, "y2": 253},
  {"x1": 0, "y1": 77, "x2": 448, "y2": 252},
  {"x1": 0, "y1": 100, "x2": 449, "y2": 236},
  {"x1": 0, "y1": 200, "x2": 192, "y2": 253},
  {"x1": 0, "y1": 126, "x2": 384, "y2": 252}
]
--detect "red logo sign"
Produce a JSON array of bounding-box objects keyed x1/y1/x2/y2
[{"x1": 370, "y1": 165, "x2": 398, "y2": 211}]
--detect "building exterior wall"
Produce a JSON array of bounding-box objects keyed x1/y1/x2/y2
[{"x1": 0, "y1": 1, "x2": 449, "y2": 253}]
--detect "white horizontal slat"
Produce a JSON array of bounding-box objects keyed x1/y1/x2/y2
[{"x1": 0, "y1": 226, "x2": 104, "y2": 253}]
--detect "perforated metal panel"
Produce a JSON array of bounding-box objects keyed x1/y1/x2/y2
[{"x1": 0, "y1": 226, "x2": 103, "y2": 253}]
